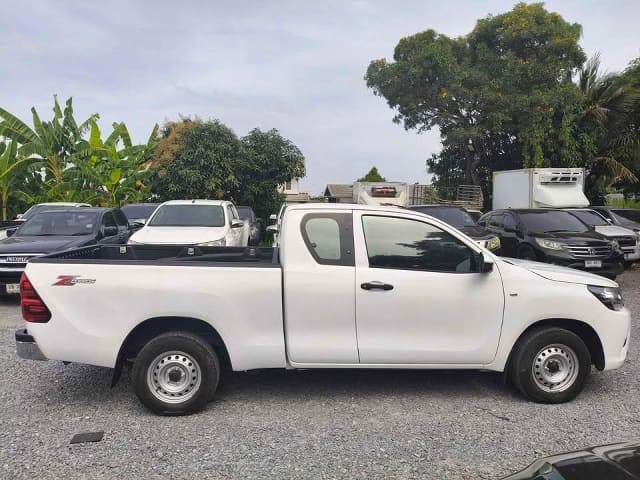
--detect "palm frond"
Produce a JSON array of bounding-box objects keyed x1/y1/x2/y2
[{"x1": 0, "y1": 107, "x2": 38, "y2": 144}]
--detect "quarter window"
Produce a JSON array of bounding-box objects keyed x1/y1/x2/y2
[
  {"x1": 362, "y1": 215, "x2": 475, "y2": 273},
  {"x1": 300, "y1": 213, "x2": 354, "y2": 266}
]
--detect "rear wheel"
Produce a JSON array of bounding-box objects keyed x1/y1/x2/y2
[
  {"x1": 517, "y1": 244, "x2": 538, "y2": 261},
  {"x1": 509, "y1": 327, "x2": 591, "y2": 403},
  {"x1": 132, "y1": 331, "x2": 220, "y2": 415}
]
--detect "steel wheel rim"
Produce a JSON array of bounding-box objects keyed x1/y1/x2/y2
[
  {"x1": 147, "y1": 350, "x2": 202, "y2": 404},
  {"x1": 531, "y1": 343, "x2": 579, "y2": 393}
]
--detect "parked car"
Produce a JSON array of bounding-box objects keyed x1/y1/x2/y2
[
  {"x1": 17, "y1": 204, "x2": 629, "y2": 415},
  {"x1": 502, "y1": 441, "x2": 640, "y2": 479},
  {"x1": 565, "y1": 208, "x2": 640, "y2": 265},
  {"x1": 591, "y1": 206, "x2": 640, "y2": 233},
  {"x1": 0, "y1": 202, "x2": 91, "y2": 239},
  {"x1": 236, "y1": 206, "x2": 261, "y2": 245},
  {"x1": 0, "y1": 208, "x2": 130, "y2": 295},
  {"x1": 478, "y1": 209, "x2": 624, "y2": 279},
  {"x1": 128, "y1": 200, "x2": 249, "y2": 247},
  {"x1": 120, "y1": 203, "x2": 160, "y2": 226},
  {"x1": 408, "y1": 205, "x2": 501, "y2": 252}
]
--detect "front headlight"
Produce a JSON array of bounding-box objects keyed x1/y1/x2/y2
[
  {"x1": 535, "y1": 238, "x2": 565, "y2": 250},
  {"x1": 199, "y1": 238, "x2": 226, "y2": 247},
  {"x1": 486, "y1": 236, "x2": 501, "y2": 251},
  {"x1": 588, "y1": 285, "x2": 624, "y2": 311}
]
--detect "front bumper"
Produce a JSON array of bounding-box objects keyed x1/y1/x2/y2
[
  {"x1": 541, "y1": 252, "x2": 624, "y2": 277},
  {"x1": 15, "y1": 328, "x2": 48, "y2": 361}
]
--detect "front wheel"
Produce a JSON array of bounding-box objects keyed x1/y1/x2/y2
[
  {"x1": 132, "y1": 331, "x2": 220, "y2": 415},
  {"x1": 509, "y1": 327, "x2": 591, "y2": 403}
]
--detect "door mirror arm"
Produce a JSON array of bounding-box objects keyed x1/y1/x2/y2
[{"x1": 473, "y1": 251, "x2": 494, "y2": 273}]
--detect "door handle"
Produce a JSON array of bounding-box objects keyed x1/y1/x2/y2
[{"x1": 361, "y1": 281, "x2": 394, "y2": 291}]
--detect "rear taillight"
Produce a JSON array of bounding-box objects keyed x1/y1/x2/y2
[{"x1": 20, "y1": 273, "x2": 51, "y2": 323}]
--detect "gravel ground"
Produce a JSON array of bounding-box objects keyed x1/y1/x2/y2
[{"x1": 1, "y1": 268, "x2": 639, "y2": 480}]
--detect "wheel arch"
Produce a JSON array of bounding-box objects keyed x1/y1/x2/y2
[
  {"x1": 113, "y1": 317, "x2": 232, "y2": 384},
  {"x1": 506, "y1": 318, "x2": 605, "y2": 371}
]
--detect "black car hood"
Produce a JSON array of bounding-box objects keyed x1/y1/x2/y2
[
  {"x1": 502, "y1": 441, "x2": 640, "y2": 479},
  {"x1": 456, "y1": 225, "x2": 495, "y2": 240},
  {"x1": 529, "y1": 230, "x2": 609, "y2": 244},
  {"x1": 0, "y1": 235, "x2": 95, "y2": 254}
]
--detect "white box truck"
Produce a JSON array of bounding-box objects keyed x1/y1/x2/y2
[
  {"x1": 353, "y1": 181, "x2": 409, "y2": 206},
  {"x1": 492, "y1": 168, "x2": 589, "y2": 210}
]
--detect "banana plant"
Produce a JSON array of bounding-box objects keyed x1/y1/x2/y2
[
  {"x1": 0, "y1": 140, "x2": 41, "y2": 220},
  {"x1": 0, "y1": 96, "x2": 103, "y2": 201}
]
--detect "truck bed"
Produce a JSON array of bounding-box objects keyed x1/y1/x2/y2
[
  {"x1": 32, "y1": 244, "x2": 279, "y2": 266},
  {"x1": 24, "y1": 244, "x2": 285, "y2": 371}
]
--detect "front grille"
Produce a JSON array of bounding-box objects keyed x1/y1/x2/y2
[
  {"x1": 566, "y1": 244, "x2": 612, "y2": 258},
  {"x1": 614, "y1": 236, "x2": 637, "y2": 248}
]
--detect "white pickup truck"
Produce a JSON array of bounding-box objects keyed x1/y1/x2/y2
[{"x1": 16, "y1": 204, "x2": 630, "y2": 415}]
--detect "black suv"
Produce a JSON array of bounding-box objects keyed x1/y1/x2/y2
[
  {"x1": 408, "y1": 205, "x2": 501, "y2": 252},
  {"x1": 591, "y1": 206, "x2": 640, "y2": 233},
  {"x1": 0, "y1": 208, "x2": 132, "y2": 295},
  {"x1": 478, "y1": 209, "x2": 624, "y2": 278}
]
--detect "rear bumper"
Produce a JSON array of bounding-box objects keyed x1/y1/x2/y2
[{"x1": 15, "y1": 328, "x2": 48, "y2": 361}]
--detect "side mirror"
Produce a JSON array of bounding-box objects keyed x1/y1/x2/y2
[
  {"x1": 473, "y1": 251, "x2": 494, "y2": 273},
  {"x1": 266, "y1": 225, "x2": 278, "y2": 233},
  {"x1": 231, "y1": 219, "x2": 244, "y2": 228},
  {"x1": 15, "y1": 213, "x2": 23, "y2": 220},
  {"x1": 269, "y1": 214, "x2": 277, "y2": 221},
  {"x1": 6, "y1": 227, "x2": 17, "y2": 238},
  {"x1": 103, "y1": 225, "x2": 118, "y2": 237}
]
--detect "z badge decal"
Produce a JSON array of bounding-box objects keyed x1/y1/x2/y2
[{"x1": 52, "y1": 275, "x2": 96, "y2": 286}]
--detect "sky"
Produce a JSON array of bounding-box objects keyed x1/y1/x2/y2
[{"x1": 1, "y1": 1, "x2": 639, "y2": 196}]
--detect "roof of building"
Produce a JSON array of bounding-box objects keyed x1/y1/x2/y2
[
  {"x1": 284, "y1": 192, "x2": 311, "y2": 202},
  {"x1": 324, "y1": 184, "x2": 353, "y2": 198}
]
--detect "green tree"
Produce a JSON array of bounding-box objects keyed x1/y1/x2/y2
[
  {"x1": 365, "y1": 3, "x2": 586, "y2": 197},
  {"x1": 154, "y1": 120, "x2": 246, "y2": 201},
  {"x1": 239, "y1": 128, "x2": 306, "y2": 220},
  {"x1": 578, "y1": 55, "x2": 639, "y2": 202},
  {"x1": 358, "y1": 166, "x2": 386, "y2": 182}
]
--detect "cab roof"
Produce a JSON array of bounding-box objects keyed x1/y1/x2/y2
[{"x1": 159, "y1": 200, "x2": 232, "y2": 206}]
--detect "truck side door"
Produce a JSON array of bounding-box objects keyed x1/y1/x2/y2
[
  {"x1": 353, "y1": 211, "x2": 504, "y2": 365},
  {"x1": 282, "y1": 209, "x2": 358, "y2": 364}
]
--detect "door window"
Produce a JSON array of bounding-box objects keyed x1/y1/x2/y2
[
  {"x1": 300, "y1": 213, "x2": 354, "y2": 266},
  {"x1": 102, "y1": 212, "x2": 117, "y2": 229},
  {"x1": 489, "y1": 213, "x2": 505, "y2": 228},
  {"x1": 502, "y1": 213, "x2": 517, "y2": 231},
  {"x1": 113, "y1": 210, "x2": 128, "y2": 229},
  {"x1": 362, "y1": 215, "x2": 475, "y2": 273}
]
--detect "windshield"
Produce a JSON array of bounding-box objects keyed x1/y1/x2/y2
[
  {"x1": 22, "y1": 205, "x2": 83, "y2": 221},
  {"x1": 148, "y1": 205, "x2": 226, "y2": 227},
  {"x1": 520, "y1": 211, "x2": 589, "y2": 233},
  {"x1": 611, "y1": 209, "x2": 640, "y2": 224},
  {"x1": 17, "y1": 211, "x2": 99, "y2": 236},
  {"x1": 121, "y1": 204, "x2": 159, "y2": 220},
  {"x1": 569, "y1": 210, "x2": 609, "y2": 226},
  {"x1": 236, "y1": 207, "x2": 255, "y2": 222},
  {"x1": 411, "y1": 207, "x2": 477, "y2": 227}
]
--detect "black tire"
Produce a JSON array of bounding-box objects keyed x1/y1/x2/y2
[
  {"x1": 132, "y1": 331, "x2": 220, "y2": 415},
  {"x1": 517, "y1": 244, "x2": 538, "y2": 261},
  {"x1": 509, "y1": 327, "x2": 591, "y2": 403}
]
